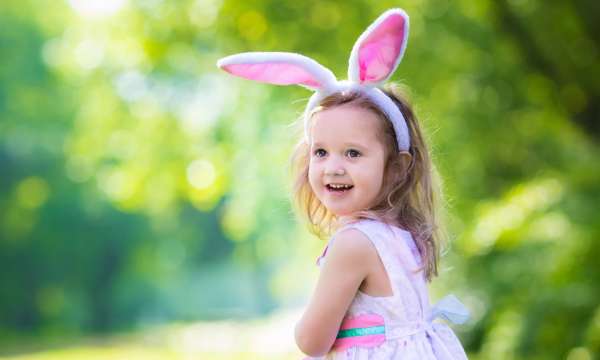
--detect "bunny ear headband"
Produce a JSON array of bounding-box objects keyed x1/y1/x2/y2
[{"x1": 217, "y1": 8, "x2": 410, "y2": 151}]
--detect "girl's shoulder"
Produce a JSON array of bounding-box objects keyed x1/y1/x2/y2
[
  {"x1": 317, "y1": 217, "x2": 415, "y2": 267},
  {"x1": 316, "y1": 220, "x2": 377, "y2": 268},
  {"x1": 327, "y1": 218, "x2": 413, "y2": 259},
  {"x1": 338, "y1": 217, "x2": 420, "y2": 262}
]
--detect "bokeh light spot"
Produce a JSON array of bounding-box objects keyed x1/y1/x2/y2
[
  {"x1": 69, "y1": 0, "x2": 126, "y2": 18},
  {"x1": 186, "y1": 159, "x2": 216, "y2": 190},
  {"x1": 238, "y1": 10, "x2": 267, "y2": 42},
  {"x1": 17, "y1": 176, "x2": 50, "y2": 209}
]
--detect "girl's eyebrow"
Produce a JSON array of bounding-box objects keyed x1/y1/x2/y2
[{"x1": 312, "y1": 141, "x2": 367, "y2": 149}]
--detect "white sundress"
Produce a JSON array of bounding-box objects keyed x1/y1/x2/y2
[{"x1": 306, "y1": 218, "x2": 470, "y2": 359}]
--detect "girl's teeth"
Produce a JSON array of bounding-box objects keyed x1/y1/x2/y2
[{"x1": 327, "y1": 184, "x2": 353, "y2": 190}]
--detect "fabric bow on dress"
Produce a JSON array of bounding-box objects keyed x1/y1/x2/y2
[{"x1": 332, "y1": 294, "x2": 469, "y2": 351}]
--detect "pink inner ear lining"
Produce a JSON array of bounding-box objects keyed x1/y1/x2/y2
[
  {"x1": 222, "y1": 63, "x2": 322, "y2": 87},
  {"x1": 358, "y1": 15, "x2": 406, "y2": 83}
]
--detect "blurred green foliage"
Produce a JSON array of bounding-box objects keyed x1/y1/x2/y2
[{"x1": 0, "y1": 0, "x2": 598, "y2": 359}]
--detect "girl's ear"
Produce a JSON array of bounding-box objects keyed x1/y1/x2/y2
[
  {"x1": 217, "y1": 52, "x2": 336, "y2": 90},
  {"x1": 348, "y1": 9, "x2": 409, "y2": 85},
  {"x1": 387, "y1": 150, "x2": 412, "y2": 182},
  {"x1": 398, "y1": 150, "x2": 413, "y2": 175}
]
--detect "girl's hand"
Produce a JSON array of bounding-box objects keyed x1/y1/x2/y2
[{"x1": 294, "y1": 228, "x2": 375, "y2": 357}]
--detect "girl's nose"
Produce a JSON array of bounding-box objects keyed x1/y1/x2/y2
[
  {"x1": 324, "y1": 160, "x2": 346, "y2": 176},
  {"x1": 325, "y1": 168, "x2": 346, "y2": 176},
  {"x1": 323, "y1": 154, "x2": 346, "y2": 176}
]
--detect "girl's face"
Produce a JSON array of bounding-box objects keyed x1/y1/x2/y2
[{"x1": 308, "y1": 104, "x2": 387, "y2": 219}]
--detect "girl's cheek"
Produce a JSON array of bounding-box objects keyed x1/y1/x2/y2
[
  {"x1": 307, "y1": 165, "x2": 318, "y2": 185},
  {"x1": 308, "y1": 161, "x2": 319, "y2": 174}
]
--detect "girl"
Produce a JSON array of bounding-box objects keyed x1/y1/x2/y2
[{"x1": 218, "y1": 8, "x2": 470, "y2": 359}]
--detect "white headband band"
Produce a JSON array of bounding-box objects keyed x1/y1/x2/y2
[{"x1": 217, "y1": 8, "x2": 411, "y2": 151}]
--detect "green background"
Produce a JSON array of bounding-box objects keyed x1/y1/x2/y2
[{"x1": 1, "y1": 0, "x2": 598, "y2": 359}]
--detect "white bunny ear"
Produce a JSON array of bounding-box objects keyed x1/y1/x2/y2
[
  {"x1": 217, "y1": 52, "x2": 336, "y2": 90},
  {"x1": 348, "y1": 9, "x2": 409, "y2": 84}
]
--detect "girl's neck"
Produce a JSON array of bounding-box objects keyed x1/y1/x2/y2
[{"x1": 334, "y1": 214, "x2": 364, "y2": 229}]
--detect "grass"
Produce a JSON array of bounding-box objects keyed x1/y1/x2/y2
[{"x1": 0, "y1": 308, "x2": 304, "y2": 360}]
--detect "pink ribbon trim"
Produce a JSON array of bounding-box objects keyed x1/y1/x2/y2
[{"x1": 332, "y1": 314, "x2": 386, "y2": 351}]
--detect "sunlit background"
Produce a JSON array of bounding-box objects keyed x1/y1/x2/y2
[{"x1": 1, "y1": 0, "x2": 599, "y2": 359}]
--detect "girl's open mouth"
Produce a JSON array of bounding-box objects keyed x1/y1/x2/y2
[{"x1": 326, "y1": 184, "x2": 354, "y2": 193}]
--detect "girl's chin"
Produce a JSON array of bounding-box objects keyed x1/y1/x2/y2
[{"x1": 327, "y1": 208, "x2": 356, "y2": 217}]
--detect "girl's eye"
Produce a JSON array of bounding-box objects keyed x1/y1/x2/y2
[
  {"x1": 314, "y1": 148, "x2": 327, "y2": 157},
  {"x1": 313, "y1": 148, "x2": 360, "y2": 158},
  {"x1": 347, "y1": 149, "x2": 361, "y2": 158}
]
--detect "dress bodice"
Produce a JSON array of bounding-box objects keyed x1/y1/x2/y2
[{"x1": 310, "y1": 218, "x2": 470, "y2": 359}]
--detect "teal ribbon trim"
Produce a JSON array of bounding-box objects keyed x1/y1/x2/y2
[{"x1": 336, "y1": 325, "x2": 385, "y2": 339}]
